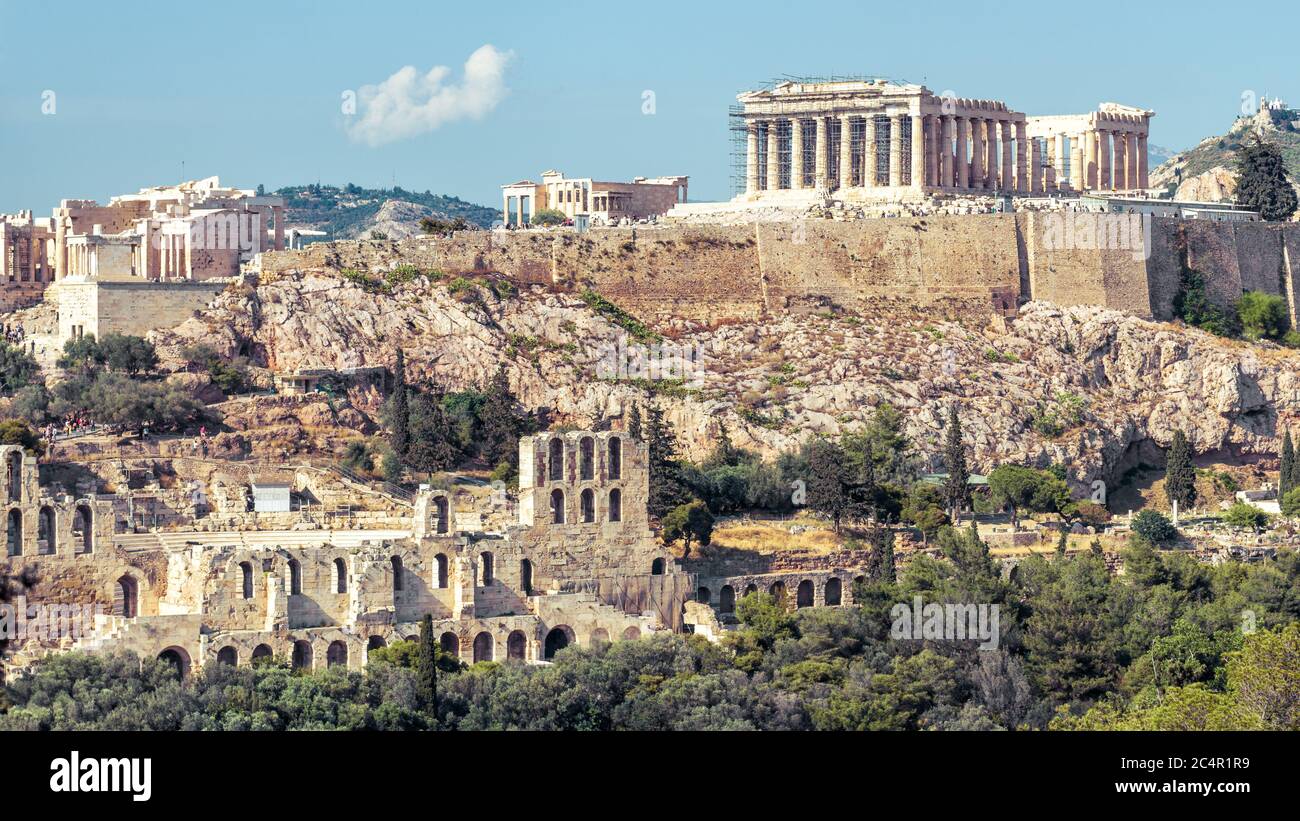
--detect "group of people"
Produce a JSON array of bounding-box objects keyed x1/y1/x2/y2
[{"x1": 2, "y1": 322, "x2": 26, "y2": 346}]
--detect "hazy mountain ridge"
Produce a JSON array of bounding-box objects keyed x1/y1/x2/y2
[{"x1": 276, "y1": 183, "x2": 501, "y2": 239}]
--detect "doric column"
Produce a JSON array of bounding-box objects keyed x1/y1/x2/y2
[
  {"x1": 766, "y1": 121, "x2": 781, "y2": 191},
  {"x1": 986, "y1": 120, "x2": 999, "y2": 189},
  {"x1": 911, "y1": 113, "x2": 926, "y2": 190},
  {"x1": 840, "y1": 114, "x2": 854, "y2": 189},
  {"x1": 1070, "y1": 136, "x2": 1084, "y2": 191},
  {"x1": 1046, "y1": 136, "x2": 1058, "y2": 193},
  {"x1": 955, "y1": 116, "x2": 969, "y2": 189},
  {"x1": 940, "y1": 115, "x2": 954, "y2": 188},
  {"x1": 1084, "y1": 130, "x2": 1098, "y2": 190},
  {"x1": 790, "y1": 119, "x2": 804, "y2": 190},
  {"x1": 1137, "y1": 133, "x2": 1150, "y2": 190},
  {"x1": 745, "y1": 122, "x2": 759, "y2": 194},
  {"x1": 1053, "y1": 135, "x2": 1067, "y2": 187},
  {"x1": 970, "y1": 116, "x2": 985, "y2": 190},
  {"x1": 889, "y1": 114, "x2": 904, "y2": 187},
  {"x1": 1113, "y1": 132, "x2": 1127, "y2": 190},
  {"x1": 1098, "y1": 129, "x2": 1111, "y2": 190},
  {"x1": 1001, "y1": 121, "x2": 1014, "y2": 191},
  {"x1": 1015, "y1": 121, "x2": 1028, "y2": 193},
  {"x1": 1126, "y1": 131, "x2": 1139, "y2": 192},
  {"x1": 863, "y1": 115, "x2": 878, "y2": 187},
  {"x1": 814, "y1": 116, "x2": 829, "y2": 189},
  {"x1": 1029, "y1": 137, "x2": 1042, "y2": 194}
]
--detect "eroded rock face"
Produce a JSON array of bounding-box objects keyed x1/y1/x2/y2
[
  {"x1": 1173, "y1": 166, "x2": 1237, "y2": 202},
  {"x1": 151, "y1": 269, "x2": 1300, "y2": 491}
]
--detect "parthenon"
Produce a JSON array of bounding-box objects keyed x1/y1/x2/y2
[{"x1": 736, "y1": 79, "x2": 1153, "y2": 200}]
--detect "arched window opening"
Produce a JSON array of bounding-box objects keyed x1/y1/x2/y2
[
  {"x1": 435, "y1": 553, "x2": 449, "y2": 589},
  {"x1": 6, "y1": 508, "x2": 21, "y2": 557},
  {"x1": 744, "y1": 583, "x2": 758, "y2": 597},
  {"x1": 548, "y1": 437, "x2": 564, "y2": 481},
  {"x1": 544, "y1": 626, "x2": 572, "y2": 659},
  {"x1": 622, "y1": 626, "x2": 641, "y2": 641},
  {"x1": 327, "y1": 640, "x2": 348, "y2": 668},
  {"x1": 769, "y1": 581, "x2": 786, "y2": 601},
  {"x1": 580, "y1": 436, "x2": 594, "y2": 480},
  {"x1": 391, "y1": 555, "x2": 404, "y2": 592},
  {"x1": 719, "y1": 585, "x2": 735, "y2": 614},
  {"x1": 479, "y1": 552, "x2": 494, "y2": 586},
  {"x1": 473, "y1": 631, "x2": 493, "y2": 663},
  {"x1": 591, "y1": 628, "x2": 610, "y2": 647},
  {"x1": 651, "y1": 557, "x2": 665, "y2": 575},
  {"x1": 251, "y1": 644, "x2": 273, "y2": 665},
  {"x1": 37, "y1": 506, "x2": 55, "y2": 555},
  {"x1": 367, "y1": 635, "x2": 387, "y2": 654},
  {"x1": 608, "y1": 489, "x2": 622, "y2": 522},
  {"x1": 796, "y1": 579, "x2": 814, "y2": 608},
  {"x1": 825, "y1": 578, "x2": 842, "y2": 606},
  {"x1": 697, "y1": 586, "x2": 711, "y2": 605},
  {"x1": 439, "y1": 632, "x2": 460, "y2": 658},
  {"x1": 507, "y1": 630, "x2": 527, "y2": 660},
  {"x1": 288, "y1": 558, "x2": 302, "y2": 594},
  {"x1": 433, "y1": 496, "x2": 449, "y2": 534},
  {"x1": 240, "y1": 561, "x2": 254, "y2": 599},
  {"x1": 216, "y1": 646, "x2": 238, "y2": 666},
  {"x1": 114, "y1": 574, "x2": 138, "y2": 618},
  {"x1": 6, "y1": 451, "x2": 21, "y2": 503},
  {"x1": 550, "y1": 488, "x2": 565, "y2": 524},
  {"x1": 521, "y1": 558, "x2": 533, "y2": 595},
  {"x1": 158, "y1": 647, "x2": 189, "y2": 679},
  {"x1": 580, "y1": 488, "x2": 595, "y2": 523},
  {"x1": 334, "y1": 558, "x2": 347, "y2": 594},
  {"x1": 291, "y1": 639, "x2": 313, "y2": 670},
  {"x1": 73, "y1": 504, "x2": 93, "y2": 553},
  {"x1": 608, "y1": 437, "x2": 622, "y2": 480}
]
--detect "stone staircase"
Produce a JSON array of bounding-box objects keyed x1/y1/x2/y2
[{"x1": 112, "y1": 528, "x2": 413, "y2": 553}]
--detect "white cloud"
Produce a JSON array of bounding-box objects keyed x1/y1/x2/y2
[{"x1": 346, "y1": 44, "x2": 512, "y2": 147}]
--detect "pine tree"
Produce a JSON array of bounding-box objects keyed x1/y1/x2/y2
[
  {"x1": 806, "y1": 438, "x2": 852, "y2": 533},
  {"x1": 388, "y1": 349, "x2": 410, "y2": 458},
  {"x1": 644, "y1": 402, "x2": 687, "y2": 517},
  {"x1": 1164, "y1": 429, "x2": 1197, "y2": 511},
  {"x1": 1236, "y1": 137, "x2": 1298, "y2": 222},
  {"x1": 1282, "y1": 431, "x2": 1296, "y2": 501},
  {"x1": 416, "y1": 613, "x2": 436, "y2": 717},
  {"x1": 405, "y1": 389, "x2": 460, "y2": 473},
  {"x1": 627, "y1": 403, "x2": 642, "y2": 441},
  {"x1": 480, "y1": 364, "x2": 525, "y2": 474},
  {"x1": 873, "y1": 527, "x2": 896, "y2": 583},
  {"x1": 942, "y1": 404, "x2": 970, "y2": 522}
]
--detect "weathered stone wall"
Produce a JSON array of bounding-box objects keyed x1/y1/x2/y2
[{"x1": 48, "y1": 278, "x2": 230, "y2": 340}]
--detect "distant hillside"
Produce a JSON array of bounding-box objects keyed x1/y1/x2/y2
[
  {"x1": 1150, "y1": 104, "x2": 1300, "y2": 201},
  {"x1": 276, "y1": 184, "x2": 500, "y2": 239}
]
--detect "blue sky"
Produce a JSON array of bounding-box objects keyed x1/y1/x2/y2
[{"x1": 0, "y1": 0, "x2": 1293, "y2": 212}]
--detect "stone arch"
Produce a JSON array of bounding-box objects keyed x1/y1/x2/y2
[
  {"x1": 239, "y1": 561, "x2": 254, "y2": 599},
  {"x1": 434, "y1": 553, "x2": 449, "y2": 588},
  {"x1": 391, "y1": 555, "x2": 404, "y2": 593},
  {"x1": 158, "y1": 646, "x2": 190, "y2": 679},
  {"x1": 854, "y1": 574, "x2": 865, "y2": 587},
  {"x1": 251, "y1": 644, "x2": 273, "y2": 665},
  {"x1": 796, "y1": 579, "x2": 814, "y2": 608},
  {"x1": 769, "y1": 580, "x2": 786, "y2": 601},
  {"x1": 6, "y1": 508, "x2": 20, "y2": 557},
  {"x1": 550, "y1": 488, "x2": 565, "y2": 524},
  {"x1": 622, "y1": 626, "x2": 641, "y2": 641},
  {"x1": 439, "y1": 631, "x2": 460, "y2": 657},
  {"x1": 114, "y1": 574, "x2": 139, "y2": 618},
  {"x1": 608, "y1": 488, "x2": 622, "y2": 522},
  {"x1": 719, "y1": 584, "x2": 735, "y2": 613},
  {"x1": 544, "y1": 625, "x2": 574, "y2": 659},
  {"x1": 432, "y1": 495, "x2": 449, "y2": 534},
  {"x1": 590, "y1": 627, "x2": 610, "y2": 646},
  {"x1": 651, "y1": 557, "x2": 665, "y2": 575},
  {"x1": 37, "y1": 506, "x2": 55, "y2": 555},
  {"x1": 520, "y1": 558, "x2": 533, "y2": 595},
  {"x1": 608, "y1": 437, "x2": 622, "y2": 480},
  {"x1": 579, "y1": 436, "x2": 595, "y2": 480},
  {"x1": 580, "y1": 488, "x2": 595, "y2": 523},
  {"x1": 744, "y1": 583, "x2": 758, "y2": 597},
  {"x1": 216, "y1": 646, "x2": 238, "y2": 666},
  {"x1": 333, "y1": 557, "x2": 347, "y2": 594},
  {"x1": 548, "y1": 437, "x2": 564, "y2": 481},
  {"x1": 507, "y1": 630, "x2": 527, "y2": 660},
  {"x1": 824, "y1": 577, "x2": 842, "y2": 606},
  {"x1": 72, "y1": 504, "x2": 93, "y2": 553},
  {"x1": 327, "y1": 640, "x2": 348, "y2": 668},
  {"x1": 367, "y1": 635, "x2": 387, "y2": 653},
  {"x1": 472, "y1": 631, "x2": 493, "y2": 663},
  {"x1": 479, "y1": 551, "x2": 494, "y2": 586},
  {"x1": 6, "y1": 451, "x2": 21, "y2": 503},
  {"x1": 288, "y1": 558, "x2": 302, "y2": 594},
  {"x1": 697, "y1": 585, "x2": 711, "y2": 604},
  {"x1": 291, "y1": 639, "x2": 313, "y2": 670}
]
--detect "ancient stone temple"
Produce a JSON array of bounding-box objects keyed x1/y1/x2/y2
[{"x1": 734, "y1": 79, "x2": 1153, "y2": 200}]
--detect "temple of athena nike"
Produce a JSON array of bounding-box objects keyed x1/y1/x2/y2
[{"x1": 734, "y1": 78, "x2": 1153, "y2": 202}]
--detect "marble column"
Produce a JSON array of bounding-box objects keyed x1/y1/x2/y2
[
  {"x1": 840, "y1": 115, "x2": 854, "y2": 189},
  {"x1": 1029, "y1": 137, "x2": 1042, "y2": 194},
  {"x1": 1113, "y1": 132, "x2": 1127, "y2": 190},
  {"x1": 790, "y1": 119, "x2": 804, "y2": 190},
  {"x1": 1070, "y1": 137, "x2": 1084, "y2": 191},
  {"x1": 929, "y1": 115, "x2": 942, "y2": 187},
  {"x1": 1001, "y1": 121, "x2": 1014, "y2": 191},
  {"x1": 1085, "y1": 130, "x2": 1098, "y2": 190},
  {"x1": 970, "y1": 117, "x2": 985, "y2": 190},
  {"x1": 1046, "y1": 136, "x2": 1058, "y2": 193},
  {"x1": 1098, "y1": 130, "x2": 1111, "y2": 190},
  {"x1": 1126, "y1": 131, "x2": 1139, "y2": 192},
  {"x1": 940, "y1": 115, "x2": 954, "y2": 188},
  {"x1": 815, "y1": 117, "x2": 829, "y2": 189},
  {"x1": 986, "y1": 120, "x2": 999, "y2": 190},
  {"x1": 955, "y1": 116, "x2": 969, "y2": 189},
  {"x1": 864, "y1": 115, "x2": 878, "y2": 187},
  {"x1": 889, "y1": 114, "x2": 904, "y2": 187},
  {"x1": 1015, "y1": 121, "x2": 1028, "y2": 193},
  {"x1": 911, "y1": 113, "x2": 926, "y2": 189},
  {"x1": 746, "y1": 122, "x2": 759, "y2": 194},
  {"x1": 924, "y1": 115, "x2": 937, "y2": 187},
  {"x1": 1137, "y1": 133, "x2": 1149, "y2": 190},
  {"x1": 767, "y1": 121, "x2": 781, "y2": 191}
]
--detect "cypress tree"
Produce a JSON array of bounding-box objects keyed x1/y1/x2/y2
[
  {"x1": 1281, "y1": 431, "x2": 1295, "y2": 501},
  {"x1": 807, "y1": 438, "x2": 852, "y2": 533},
  {"x1": 1164, "y1": 429, "x2": 1197, "y2": 511},
  {"x1": 644, "y1": 402, "x2": 687, "y2": 517},
  {"x1": 627, "y1": 403, "x2": 642, "y2": 441},
  {"x1": 480, "y1": 364, "x2": 524, "y2": 473},
  {"x1": 417, "y1": 613, "x2": 436, "y2": 718},
  {"x1": 1056, "y1": 528, "x2": 1068, "y2": 558},
  {"x1": 388, "y1": 349, "x2": 410, "y2": 458},
  {"x1": 874, "y1": 527, "x2": 896, "y2": 583},
  {"x1": 405, "y1": 388, "x2": 459, "y2": 473},
  {"x1": 1236, "y1": 137, "x2": 1298, "y2": 222},
  {"x1": 942, "y1": 404, "x2": 970, "y2": 522}
]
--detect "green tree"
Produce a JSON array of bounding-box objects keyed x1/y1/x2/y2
[
  {"x1": 942, "y1": 404, "x2": 969, "y2": 522},
  {"x1": 1282, "y1": 431, "x2": 1296, "y2": 502},
  {"x1": 1235, "y1": 137, "x2": 1298, "y2": 222},
  {"x1": 1228, "y1": 622, "x2": 1300, "y2": 729},
  {"x1": 479, "y1": 364, "x2": 527, "y2": 475},
  {"x1": 530, "y1": 208, "x2": 567, "y2": 227},
  {"x1": 405, "y1": 390, "x2": 459, "y2": 473},
  {"x1": 806, "y1": 438, "x2": 853, "y2": 532},
  {"x1": 417, "y1": 614, "x2": 437, "y2": 716},
  {"x1": 98, "y1": 333, "x2": 158, "y2": 376},
  {"x1": 1130, "y1": 509, "x2": 1176, "y2": 546},
  {"x1": 0, "y1": 343, "x2": 40, "y2": 395},
  {"x1": 1281, "y1": 486, "x2": 1300, "y2": 517},
  {"x1": 1164, "y1": 429, "x2": 1197, "y2": 511},
  {"x1": 661, "y1": 500, "x2": 714, "y2": 557},
  {"x1": 987, "y1": 464, "x2": 1066, "y2": 528},
  {"x1": 901, "y1": 483, "x2": 947, "y2": 546},
  {"x1": 1237, "y1": 291, "x2": 1290, "y2": 342},
  {"x1": 871, "y1": 526, "x2": 896, "y2": 583},
  {"x1": 644, "y1": 402, "x2": 688, "y2": 518},
  {"x1": 387, "y1": 349, "x2": 410, "y2": 458},
  {"x1": 1222, "y1": 501, "x2": 1269, "y2": 531},
  {"x1": 1056, "y1": 528, "x2": 1069, "y2": 558},
  {"x1": 627, "y1": 403, "x2": 642, "y2": 441}
]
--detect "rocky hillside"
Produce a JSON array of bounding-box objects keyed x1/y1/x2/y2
[
  {"x1": 1150, "y1": 104, "x2": 1300, "y2": 201},
  {"x1": 277, "y1": 184, "x2": 499, "y2": 239},
  {"x1": 145, "y1": 258, "x2": 1300, "y2": 497}
]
